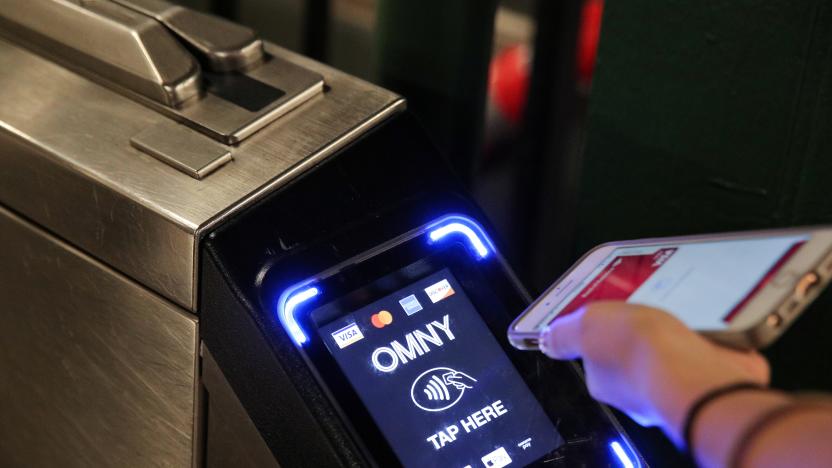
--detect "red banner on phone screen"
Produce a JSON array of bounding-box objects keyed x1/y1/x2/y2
[
  {"x1": 721, "y1": 241, "x2": 805, "y2": 322},
  {"x1": 555, "y1": 241, "x2": 806, "y2": 325},
  {"x1": 557, "y1": 248, "x2": 677, "y2": 319}
]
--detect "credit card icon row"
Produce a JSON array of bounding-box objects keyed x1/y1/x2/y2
[
  {"x1": 424, "y1": 279, "x2": 455, "y2": 303},
  {"x1": 400, "y1": 278, "x2": 455, "y2": 315},
  {"x1": 330, "y1": 278, "x2": 456, "y2": 350},
  {"x1": 331, "y1": 323, "x2": 364, "y2": 349},
  {"x1": 399, "y1": 294, "x2": 423, "y2": 315}
]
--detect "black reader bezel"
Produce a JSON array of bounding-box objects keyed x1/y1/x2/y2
[{"x1": 269, "y1": 217, "x2": 641, "y2": 467}]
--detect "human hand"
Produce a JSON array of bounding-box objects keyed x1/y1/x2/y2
[{"x1": 539, "y1": 301, "x2": 770, "y2": 446}]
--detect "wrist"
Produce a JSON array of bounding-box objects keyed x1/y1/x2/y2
[
  {"x1": 738, "y1": 399, "x2": 832, "y2": 468},
  {"x1": 681, "y1": 382, "x2": 767, "y2": 451},
  {"x1": 654, "y1": 377, "x2": 759, "y2": 446},
  {"x1": 691, "y1": 390, "x2": 790, "y2": 468}
]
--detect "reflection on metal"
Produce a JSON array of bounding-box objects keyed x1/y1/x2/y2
[
  {"x1": 170, "y1": 54, "x2": 324, "y2": 144},
  {"x1": 0, "y1": 0, "x2": 323, "y2": 144},
  {"x1": 0, "y1": 205, "x2": 198, "y2": 467},
  {"x1": 111, "y1": 0, "x2": 264, "y2": 72},
  {"x1": 0, "y1": 0, "x2": 201, "y2": 107}
]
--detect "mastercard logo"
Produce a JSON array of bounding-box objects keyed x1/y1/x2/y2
[{"x1": 371, "y1": 310, "x2": 393, "y2": 329}]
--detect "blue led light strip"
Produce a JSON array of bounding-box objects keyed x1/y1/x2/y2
[
  {"x1": 610, "y1": 440, "x2": 637, "y2": 468},
  {"x1": 277, "y1": 214, "x2": 495, "y2": 346},
  {"x1": 277, "y1": 285, "x2": 320, "y2": 345},
  {"x1": 426, "y1": 214, "x2": 496, "y2": 259}
]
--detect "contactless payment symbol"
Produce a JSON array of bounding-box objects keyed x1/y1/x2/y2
[
  {"x1": 371, "y1": 310, "x2": 393, "y2": 329},
  {"x1": 410, "y1": 366, "x2": 477, "y2": 412},
  {"x1": 424, "y1": 279, "x2": 455, "y2": 303}
]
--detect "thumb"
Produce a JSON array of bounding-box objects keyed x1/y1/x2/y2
[{"x1": 539, "y1": 307, "x2": 587, "y2": 360}]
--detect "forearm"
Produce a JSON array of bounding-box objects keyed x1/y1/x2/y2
[
  {"x1": 687, "y1": 391, "x2": 832, "y2": 468},
  {"x1": 740, "y1": 400, "x2": 832, "y2": 468},
  {"x1": 689, "y1": 390, "x2": 789, "y2": 468}
]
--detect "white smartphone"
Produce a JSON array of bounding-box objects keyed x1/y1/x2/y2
[{"x1": 509, "y1": 227, "x2": 832, "y2": 350}]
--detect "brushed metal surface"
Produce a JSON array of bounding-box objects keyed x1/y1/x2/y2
[
  {"x1": 0, "y1": 0, "x2": 324, "y2": 145},
  {"x1": 170, "y1": 54, "x2": 325, "y2": 144},
  {"x1": 131, "y1": 121, "x2": 233, "y2": 179},
  {"x1": 0, "y1": 205, "x2": 198, "y2": 467},
  {"x1": 112, "y1": 0, "x2": 264, "y2": 72},
  {"x1": 0, "y1": 0, "x2": 202, "y2": 107},
  {"x1": 0, "y1": 36, "x2": 404, "y2": 310}
]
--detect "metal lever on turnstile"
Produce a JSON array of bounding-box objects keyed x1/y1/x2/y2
[
  {"x1": 0, "y1": 0, "x2": 203, "y2": 107},
  {"x1": 0, "y1": 0, "x2": 263, "y2": 107},
  {"x1": 0, "y1": 0, "x2": 323, "y2": 180},
  {"x1": 0, "y1": 0, "x2": 323, "y2": 148},
  {"x1": 109, "y1": 0, "x2": 264, "y2": 72}
]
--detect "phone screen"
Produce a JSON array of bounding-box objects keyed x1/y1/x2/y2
[{"x1": 533, "y1": 235, "x2": 809, "y2": 331}]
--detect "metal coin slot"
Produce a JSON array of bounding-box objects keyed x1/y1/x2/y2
[{"x1": 203, "y1": 71, "x2": 285, "y2": 113}]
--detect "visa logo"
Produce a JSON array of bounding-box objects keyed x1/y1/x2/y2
[
  {"x1": 331, "y1": 323, "x2": 364, "y2": 349},
  {"x1": 425, "y1": 279, "x2": 455, "y2": 303}
]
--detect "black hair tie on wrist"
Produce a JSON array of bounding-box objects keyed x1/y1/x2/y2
[{"x1": 682, "y1": 382, "x2": 766, "y2": 455}]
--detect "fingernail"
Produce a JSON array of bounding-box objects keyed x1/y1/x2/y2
[{"x1": 539, "y1": 323, "x2": 558, "y2": 359}]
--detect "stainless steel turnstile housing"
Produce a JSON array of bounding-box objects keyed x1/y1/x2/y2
[{"x1": 0, "y1": 1, "x2": 403, "y2": 465}]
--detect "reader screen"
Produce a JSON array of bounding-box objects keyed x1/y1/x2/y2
[{"x1": 318, "y1": 269, "x2": 563, "y2": 467}]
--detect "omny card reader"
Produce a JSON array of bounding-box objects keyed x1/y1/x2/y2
[{"x1": 200, "y1": 116, "x2": 646, "y2": 467}]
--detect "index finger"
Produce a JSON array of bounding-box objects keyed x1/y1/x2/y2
[{"x1": 539, "y1": 306, "x2": 587, "y2": 360}]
